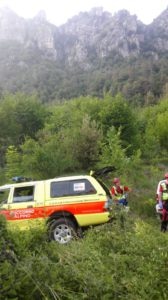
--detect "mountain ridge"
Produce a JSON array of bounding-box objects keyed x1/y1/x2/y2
[{"x1": 0, "y1": 6, "x2": 168, "y2": 103}]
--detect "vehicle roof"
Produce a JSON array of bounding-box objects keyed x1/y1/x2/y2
[
  {"x1": 53, "y1": 175, "x2": 91, "y2": 181},
  {"x1": 0, "y1": 182, "x2": 39, "y2": 189},
  {"x1": 0, "y1": 184, "x2": 13, "y2": 190},
  {"x1": 0, "y1": 175, "x2": 93, "y2": 190}
]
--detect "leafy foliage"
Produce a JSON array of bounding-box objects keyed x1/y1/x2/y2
[
  {"x1": 1, "y1": 208, "x2": 168, "y2": 299},
  {"x1": 0, "y1": 93, "x2": 167, "y2": 181},
  {"x1": 98, "y1": 126, "x2": 129, "y2": 171},
  {"x1": 0, "y1": 93, "x2": 48, "y2": 168},
  {"x1": 5, "y1": 145, "x2": 23, "y2": 180},
  {"x1": 0, "y1": 90, "x2": 168, "y2": 298}
]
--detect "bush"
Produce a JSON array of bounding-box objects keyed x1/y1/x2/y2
[{"x1": 0, "y1": 213, "x2": 168, "y2": 299}]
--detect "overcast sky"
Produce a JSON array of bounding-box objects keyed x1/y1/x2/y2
[{"x1": 0, "y1": 0, "x2": 167, "y2": 25}]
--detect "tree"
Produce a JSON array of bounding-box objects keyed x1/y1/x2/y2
[
  {"x1": 0, "y1": 93, "x2": 48, "y2": 166},
  {"x1": 99, "y1": 94, "x2": 138, "y2": 154},
  {"x1": 5, "y1": 146, "x2": 23, "y2": 180},
  {"x1": 0, "y1": 93, "x2": 48, "y2": 143},
  {"x1": 70, "y1": 115, "x2": 102, "y2": 170},
  {"x1": 98, "y1": 126, "x2": 129, "y2": 173},
  {"x1": 20, "y1": 132, "x2": 78, "y2": 179},
  {"x1": 12, "y1": 93, "x2": 48, "y2": 141},
  {"x1": 155, "y1": 111, "x2": 168, "y2": 149},
  {"x1": 139, "y1": 98, "x2": 168, "y2": 159},
  {"x1": 20, "y1": 114, "x2": 102, "y2": 178}
]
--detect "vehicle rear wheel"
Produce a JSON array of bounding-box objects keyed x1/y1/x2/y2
[{"x1": 49, "y1": 218, "x2": 78, "y2": 244}]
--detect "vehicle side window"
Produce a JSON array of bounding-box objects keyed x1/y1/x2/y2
[
  {"x1": 96, "y1": 178, "x2": 111, "y2": 197},
  {"x1": 13, "y1": 186, "x2": 34, "y2": 203},
  {"x1": 51, "y1": 179, "x2": 97, "y2": 197},
  {"x1": 0, "y1": 188, "x2": 10, "y2": 204}
]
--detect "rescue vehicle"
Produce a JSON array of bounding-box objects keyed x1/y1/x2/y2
[{"x1": 0, "y1": 172, "x2": 112, "y2": 244}]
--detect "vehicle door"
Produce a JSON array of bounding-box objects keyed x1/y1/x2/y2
[
  {"x1": 10, "y1": 183, "x2": 46, "y2": 226},
  {"x1": 8, "y1": 185, "x2": 36, "y2": 222},
  {"x1": 0, "y1": 186, "x2": 11, "y2": 219}
]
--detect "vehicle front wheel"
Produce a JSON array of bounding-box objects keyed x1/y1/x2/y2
[{"x1": 49, "y1": 218, "x2": 78, "y2": 244}]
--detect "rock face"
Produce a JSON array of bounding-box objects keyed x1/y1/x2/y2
[
  {"x1": 0, "y1": 7, "x2": 57, "y2": 57},
  {"x1": 146, "y1": 8, "x2": 168, "y2": 54},
  {"x1": 0, "y1": 6, "x2": 168, "y2": 69},
  {"x1": 26, "y1": 12, "x2": 57, "y2": 59},
  {"x1": 55, "y1": 8, "x2": 146, "y2": 68},
  {"x1": 0, "y1": 7, "x2": 26, "y2": 42},
  {"x1": 1, "y1": 5, "x2": 168, "y2": 103}
]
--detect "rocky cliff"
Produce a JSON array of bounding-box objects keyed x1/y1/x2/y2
[
  {"x1": 0, "y1": 7, "x2": 56, "y2": 56},
  {"x1": 1, "y1": 6, "x2": 168, "y2": 66},
  {"x1": 0, "y1": 6, "x2": 168, "y2": 102}
]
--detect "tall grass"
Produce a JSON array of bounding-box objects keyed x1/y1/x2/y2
[{"x1": 0, "y1": 164, "x2": 168, "y2": 299}]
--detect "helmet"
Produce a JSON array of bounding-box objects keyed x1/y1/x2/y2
[
  {"x1": 165, "y1": 173, "x2": 168, "y2": 179},
  {"x1": 113, "y1": 177, "x2": 120, "y2": 184}
]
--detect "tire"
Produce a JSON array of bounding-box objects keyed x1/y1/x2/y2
[{"x1": 49, "y1": 218, "x2": 78, "y2": 244}]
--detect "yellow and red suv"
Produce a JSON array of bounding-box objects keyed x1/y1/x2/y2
[{"x1": 0, "y1": 173, "x2": 112, "y2": 244}]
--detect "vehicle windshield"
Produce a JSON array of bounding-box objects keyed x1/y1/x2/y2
[{"x1": 0, "y1": 188, "x2": 10, "y2": 205}]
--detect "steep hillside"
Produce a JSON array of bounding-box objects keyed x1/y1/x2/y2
[{"x1": 0, "y1": 6, "x2": 168, "y2": 103}]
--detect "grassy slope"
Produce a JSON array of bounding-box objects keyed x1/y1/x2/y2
[{"x1": 0, "y1": 164, "x2": 168, "y2": 299}]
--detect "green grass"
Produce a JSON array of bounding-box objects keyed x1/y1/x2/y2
[
  {"x1": 1, "y1": 209, "x2": 168, "y2": 299},
  {"x1": 1, "y1": 164, "x2": 168, "y2": 299}
]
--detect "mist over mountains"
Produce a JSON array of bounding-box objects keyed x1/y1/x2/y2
[{"x1": 1, "y1": 6, "x2": 168, "y2": 103}]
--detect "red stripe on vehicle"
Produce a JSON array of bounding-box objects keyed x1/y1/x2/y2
[{"x1": 0, "y1": 201, "x2": 107, "y2": 221}]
